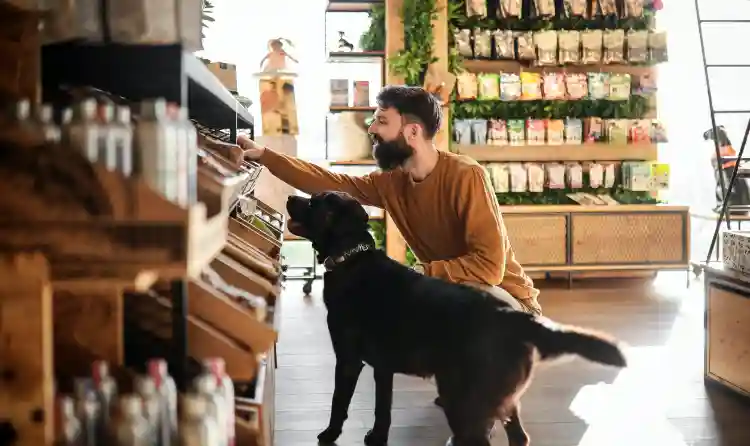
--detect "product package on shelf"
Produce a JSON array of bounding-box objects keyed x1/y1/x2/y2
[
  {"x1": 203, "y1": 60, "x2": 238, "y2": 92},
  {"x1": 621, "y1": 161, "x2": 670, "y2": 191},
  {"x1": 330, "y1": 79, "x2": 349, "y2": 106},
  {"x1": 722, "y1": 231, "x2": 750, "y2": 274}
]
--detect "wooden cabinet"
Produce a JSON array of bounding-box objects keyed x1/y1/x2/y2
[{"x1": 505, "y1": 214, "x2": 567, "y2": 267}]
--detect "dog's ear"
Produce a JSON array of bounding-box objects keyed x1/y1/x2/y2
[{"x1": 341, "y1": 198, "x2": 369, "y2": 225}]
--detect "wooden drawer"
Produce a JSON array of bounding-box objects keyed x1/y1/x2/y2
[
  {"x1": 235, "y1": 348, "x2": 276, "y2": 446},
  {"x1": 570, "y1": 211, "x2": 686, "y2": 265},
  {"x1": 504, "y1": 214, "x2": 567, "y2": 266},
  {"x1": 706, "y1": 282, "x2": 750, "y2": 397}
]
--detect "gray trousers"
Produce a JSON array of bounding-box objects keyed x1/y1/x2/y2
[{"x1": 463, "y1": 282, "x2": 526, "y2": 312}]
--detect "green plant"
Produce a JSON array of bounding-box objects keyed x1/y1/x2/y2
[
  {"x1": 369, "y1": 220, "x2": 386, "y2": 250},
  {"x1": 405, "y1": 246, "x2": 417, "y2": 267},
  {"x1": 388, "y1": 0, "x2": 439, "y2": 85},
  {"x1": 201, "y1": 0, "x2": 215, "y2": 40},
  {"x1": 360, "y1": 4, "x2": 386, "y2": 52},
  {"x1": 452, "y1": 96, "x2": 650, "y2": 120}
]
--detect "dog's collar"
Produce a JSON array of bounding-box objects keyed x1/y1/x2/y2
[{"x1": 323, "y1": 243, "x2": 374, "y2": 271}]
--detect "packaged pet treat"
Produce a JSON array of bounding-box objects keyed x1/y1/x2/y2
[
  {"x1": 587, "y1": 73, "x2": 609, "y2": 100},
  {"x1": 588, "y1": 162, "x2": 604, "y2": 188},
  {"x1": 471, "y1": 119, "x2": 489, "y2": 145},
  {"x1": 546, "y1": 163, "x2": 566, "y2": 189},
  {"x1": 603, "y1": 163, "x2": 616, "y2": 188},
  {"x1": 651, "y1": 120, "x2": 668, "y2": 143},
  {"x1": 532, "y1": 0, "x2": 556, "y2": 17},
  {"x1": 456, "y1": 72, "x2": 478, "y2": 100},
  {"x1": 488, "y1": 119, "x2": 509, "y2": 145},
  {"x1": 626, "y1": 30, "x2": 649, "y2": 63},
  {"x1": 606, "y1": 119, "x2": 630, "y2": 144},
  {"x1": 599, "y1": 0, "x2": 617, "y2": 16},
  {"x1": 608, "y1": 73, "x2": 631, "y2": 101},
  {"x1": 629, "y1": 119, "x2": 651, "y2": 143},
  {"x1": 507, "y1": 119, "x2": 526, "y2": 145},
  {"x1": 558, "y1": 30, "x2": 581, "y2": 64},
  {"x1": 633, "y1": 73, "x2": 657, "y2": 96},
  {"x1": 509, "y1": 163, "x2": 528, "y2": 192},
  {"x1": 488, "y1": 163, "x2": 510, "y2": 193},
  {"x1": 534, "y1": 30, "x2": 558, "y2": 66},
  {"x1": 520, "y1": 72, "x2": 543, "y2": 100},
  {"x1": 603, "y1": 29, "x2": 626, "y2": 64},
  {"x1": 499, "y1": 0, "x2": 522, "y2": 17},
  {"x1": 478, "y1": 73, "x2": 500, "y2": 100},
  {"x1": 546, "y1": 119, "x2": 565, "y2": 145},
  {"x1": 563, "y1": 0, "x2": 587, "y2": 16},
  {"x1": 453, "y1": 119, "x2": 473, "y2": 145},
  {"x1": 500, "y1": 73, "x2": 522, "y2": 101},
  {"x1": 542, "y1": 73, "x2": 566, "y2": 100},
  {"x1": 565, "y1": 118, "x2": 583, "y2": 143},
  {"x1": 624, "y1": 0, "x2": 644, "y2": 17},
  {"x1": 492, "y1": 30, "x2": 515, "y2": 59},
  {"x1": 526, "y1": 119, "x2": 546, "y2": 145},
  {"x1": 566, "y1": 163, "x2": 584, "y2": 189},
  {"x1": 526, "y1": 163, "x2": 546, "y2": 192},
  {"x1": 516, "y1": 32, "x2": 536, "y2": 60},
  {"x1": 454, "y1": 29, "x2": 473, "y2": 58},
  {"x1": 466, "y1": 0, "x2": 487, "y2": 18},
  {"x1": 473, "y1": 28, "x2": 492, "y2": 59},
  {"x1": 584, "y1": 117, "x2": 604, "y2": 142},
  {"x1": 649, "y1": 31, "x2": 669, "y2": 63},
  {"x1": 586, "y1": 0, "x2": 601, "y2": 18},
  {"x1": 565, "y1": 73, "x2": 588, "y2": 100},
  {"x1": 581, "y1": 30, "x2": 603, "y2": 64}
]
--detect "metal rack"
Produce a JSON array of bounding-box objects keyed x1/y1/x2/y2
[
  {"x1": 693, "y1": 3, "x2": 750, "y2": 264},
  {"x1": 40, "y1": 41, "x2": 255, "y2": 391}
]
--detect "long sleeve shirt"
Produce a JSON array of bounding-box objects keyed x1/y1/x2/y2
[{"x1": 258, "y1": 149, "x2": 540, "y2": 305}]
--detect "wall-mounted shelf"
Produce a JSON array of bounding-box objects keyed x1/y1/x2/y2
[
  {"x1": 329, "y1": 105, "x2": 377, "y2": 113},
  {"x1": 326, "y1": 0, "x2": 383, "y2": 12},
  {"x1": 462, "y1": 59, "x2": 656, "y2": 76},
  {"x1": 455, "y1": 143, "x2": 658, "y2": 162},
  {"x1": 328, "y1": 51, "x2": 385, "y2": 63}
]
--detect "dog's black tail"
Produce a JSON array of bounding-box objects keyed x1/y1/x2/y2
[{"x1": 505, "y1": 311, "x2": 627, "y2": 368}]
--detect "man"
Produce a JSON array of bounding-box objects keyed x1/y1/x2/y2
[{"x1": 231, "y1": 85, "x2": 542, "y2": 315}]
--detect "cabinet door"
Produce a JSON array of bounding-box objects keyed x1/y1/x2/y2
[
  {"x1": 504, "y1": 214, "x2": 568, "y2": 267},
  {"x1": 570, "y1": 211, "x2": 687, "y2": 265},
  {"x1": 707, "y1": 283, "x2": 750, "y2": 397}
]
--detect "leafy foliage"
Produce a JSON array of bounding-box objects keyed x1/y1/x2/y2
[
  {"x1": 453, "y1": 96, "x2": 650, "y2": 120},
  {"x1": 201, "y1": 0, "x2": 215, "y2": 40},
  {"x1": 369, "y1": 220, "x2": 385, "y2": 250},
  {"x1": 360, "y1": 4, "x2": 386, "y2": 51},
  {"x1": 388, "y1": 0, "x2": 439, "y2": 85}
]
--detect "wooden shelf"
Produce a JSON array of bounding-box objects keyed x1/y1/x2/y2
[
  {"x1": 462, "y1": 59, "x2": 656, "y2": 76},
  {"x1": 499, "y1": 204, "x2": 688, "y2": 214},
  {"x1": 329, "y1": 105, "x2": 376, "y2": 113},
  {"x1": 326, "y1": 0, "x2": 383, "y2": 12},
  {"x1": 456, "y1": 143, "x2": 658, "y2": 162},
  {"x1": 328, "y1": 51, "x2": 385, "y2": 63}
]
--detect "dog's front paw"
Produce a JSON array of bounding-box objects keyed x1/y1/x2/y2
[
  {"x1": 317, "y1": 426, "x2": 342, "y2": 444},
  {"x1": 364, "y1": 428, "x2": 388, "y2": 446}
]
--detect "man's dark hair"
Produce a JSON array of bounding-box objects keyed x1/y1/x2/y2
[{"x1": 376, "y1": 85, "x2": 443, "y2": 139}]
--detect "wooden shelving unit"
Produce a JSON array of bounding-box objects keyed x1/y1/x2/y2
[
  {"x1": 0, "y1": 5, "x2": 284, "y2": 446},
  {"x1": 456, "y1": 143, "x2": 658, "y2": 162}
]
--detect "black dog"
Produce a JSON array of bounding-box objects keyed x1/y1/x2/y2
[{"x1": 286, "y1": 191, "x2": 627, "y2": 446}]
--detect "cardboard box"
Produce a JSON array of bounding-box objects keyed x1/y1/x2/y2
[
  {"x1": 722, "y1": 231, "x2": 750, "y2": 274},
  {"x1": 206, "y1": 61, "x2": 238, "y2": 92}
]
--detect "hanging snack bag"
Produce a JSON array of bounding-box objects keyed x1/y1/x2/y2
[
  {"x1": 603, "y1": 29, "x2": 626, "y2": 64},
  {"x1": 500, "y1": 0, "x2": 522, "y2": 17},
  {"x1": 526, "y1": 119, "x2": 546, "y2": 145},
  {"x1": 527, "y1": 163, "x2": 546, "y2": 192},
  {"x1": 533, "y1": 0, "x2": 556, "y2": 16},
  {"x1": 589, "y1": 162, "x2": 604, "y2": 188},
  {"x1": 651, "y1": 120, "x2": 669, "y2": 143},
  {"x1": 565, "y1": 118, "x2": 583, "y2": 143},
  {"x1": 488, "y1": 119, "x2": 509, "y2": 145},
  {"x1": 603, "y1": 163, "x2": 616, "y2": 188},
  {"x1": 492, "y1": 30, "x2": 515, "y2": 59},
  {"x1": 624, "y1": 0, "x2": 644, "y2": 17},
  {"x1": 478, "y1": 73, "x2": 501, "y2": 100},
  {"x1": 454, "y1": 29, "x2": 473, "y2": 58},
  {"x1": 587, "y1": 73, "x2": 609, "y2": 100},
  {"x1": 633, "y1": 72, "x2": 657, "y2": 96},
  {"x1": 509, "y1": 163, "x2": 528, "y2": 192},
  {"x1": 500, "y1": 73, "x2": 522, "y2": 101},
  {"x1": 630, "y1": 119, "x2": 651, "y2": 143},
  {"x1": 649, "y1": 31, "x2": 669, "y2": 63},
  {"x1": 584, "y1": 117, "x2": 604, "y2": 142},
  {"x1": 466, "y1": 0, "x2": 487, "y2": 18},
  {"x1": 547, "y1": 119, "x2": 565, "y2": 145},
  {"x1": 489, "y1": 163, "x2": 510, "y2": 193},
  {"x1": 507, "y1": 119, "x2": 526, "y2": 145},
  {"x1": 534, "y1": 30, "x2": 558, "y2": 66},
  {"x1": 473, "y1": 28, "x2": 492, "y2": 59},
  {"x1": 626, "y1": 29, "x2": 649, "y2": 63},
  {"x1": 456, "y1": 72, "x2": 478, "y2": 100},
  {"x1": 547, "y1": 163, "x2": 566, "y2": 189},
  {"x1": 581, "y1": 30, "x2": 603, "y2": 64},
  {"x1": 565, "y1": 73, "x2": 588, "y2": 100},
  {"x1": 516, "y1": 32, "x2": 536, "y2": 60},
  {"x1": 567, "y1": 163, "x2": 584, "y2": 189},
  {"x1": 587, "y1": 0, "x2": 601, "y2": 18},
  {"x1": 520, "y1": 72, "x2": 543, "y2": 100},
  {"x1": 608, "y1": 73, "x2": 631, "y2": 101},
  {"x1": 600, "y1": 0, "x2": 618, "y2": 16},
  {"x1": 454, "y1": 119, "x2": 474, "y2": 145},
  {"x1": 543, "y1": 73, "x2": 566, "y2": 100},
  {"x1": 564, "y1": 0, "x2": 587, "y2": 16},
  {"x1": 606, "y1": 119, "x2": 630, "y2": 144},
  {"x1": 558, "y1": 30, "x2": 581, "y2": 64},
  {"x1": 471, "y1": 119, "x2": 489, "y2": 145}
]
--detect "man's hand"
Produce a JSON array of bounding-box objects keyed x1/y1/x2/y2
[{"x1": 236, "y1": 135, "x2": 265, "y2": 164}]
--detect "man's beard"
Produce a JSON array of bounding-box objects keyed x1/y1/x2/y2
[{"x1": 371, "y1": 133, "x2": 414, "y2": 171}]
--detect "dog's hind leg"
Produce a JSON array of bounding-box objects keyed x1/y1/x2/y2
[
  {"x1": 502, "y1": 404, "x2": 530, "y2": 446},
  {"x1": 317, "y1": 359, "x2": 364, "y2": 444},
  {"x1": 437, "y1": 379, "x2": 493, "y2": 446},
  {"x1": 364, "y1": 368, "x2": 392, "y2": 446}
]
